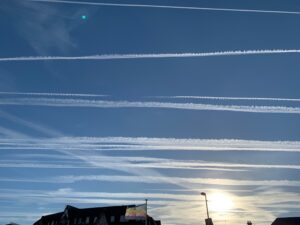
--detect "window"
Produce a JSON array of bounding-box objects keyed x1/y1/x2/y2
[
  {"x1": 74, "y1": 218, "x2": 77, "y2": 225},
  {"x1": 86, "y1": 217, "x2": 90, "y2": 224},
  {"x1": 120, "y1": 215, "x2": 126, "y2": 222},
  {"x1": 110, "y1": 216, "x2": 115, "y2": 223},
  {"x1": 93, "y1": 217, "x2": 98, "y2": 223}
]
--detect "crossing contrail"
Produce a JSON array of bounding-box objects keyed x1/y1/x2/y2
[
  {"x1": 1, "y1": 49, "x2": 300, "y2": 62},
  {"x1": 30, "y1": 0, "x2": 300, "y2": 15}
]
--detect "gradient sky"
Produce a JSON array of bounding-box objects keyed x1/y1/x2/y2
[{"x1": 1, "y1": 1, "x2": 300, "y2": 225}]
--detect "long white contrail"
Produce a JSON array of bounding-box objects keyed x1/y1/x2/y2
[
  {"x1": 3, "y1": 136, "x2": 300, "y2": 152},
  {"x1": 1, "y1": 97, "x2": 300, "y2": 114},
  {"x1": 1, "y1": 92, "x2": 299, "y2": 103},
  {"x1": 154, "y1": 95, "x2": 300, "y2": 102},
  {"x1": 1, "y1": 49, "x2": 300, "y2": 62},
  {"x1": 30, "y1": 0, "x2": 300, "y2": 15}
]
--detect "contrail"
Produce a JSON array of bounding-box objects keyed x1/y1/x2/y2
[
  {"x1": 0, "y1": 91, "x2": 107, "y2": 98},
  {"x1": 1, "y1": 49, "x2": 300, "y2": 62},
  {"x1": 3, "y1": 136, "x2": 300, "y2": 153},
  {"x1": 2, "y1": 97, "x2": 300, "y2": 114},
  {"x1": 1, "y1": 92, "x2": 299, "y2": 102},
  {"x1": 20, "y1": 173, "x2": 300, "y2": 187},
  {"x1": 30, "y1": 0, "x2": 300, "y2": 15},
  {"x1": 4, "y1": 155, "x2": 300, "y2": 171},
  {"x1": 154, "y1": 95, "x2": 300, "y2": 102}
]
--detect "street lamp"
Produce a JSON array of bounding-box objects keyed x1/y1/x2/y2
[
  {"x1": 201, "y1": 192, "x2": 213, "y2": 225},
  {"x1": 201, "y1": 192, "x2": 210, "y2": 219}
]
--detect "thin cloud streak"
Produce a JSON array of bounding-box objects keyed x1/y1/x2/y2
[
  {"x1": 0, "y1": 113, "x2": 173, "y2": 192},
  {"x1": 155, "y1": 95, "x2": 300, "y2": 102},
  {"x1": 0, "y1": 161, "x2": 94, "y2": 169},
  {"x1": 3, "y1": 155, "x2": 300, "y2": 171},
  {"x1": 5, "y1": 174, "x2": 300, "y2": 187},
  {"x1": 57, "y1": 175, "x2": 300, "y2": 187},
  {"x1": 0, "y1": 112, "x2": 172, "y2": 192},
  {"x1": 0, "y1": 187, "x2": 167, "y2": 200},
  {"x1": 0, "y1": 91, "x2": 107, "y2": 98},
  {"x1": 0, "y1": 160, "x2": 246, "y2": 172},
  {"x1": 11, "y1": 188, "x2": 300, "y2": 208},
  {"x1": 2, "y1": 136, "x2": 300, "y2": 152},
  {"x1": 2, "y1": 97, "x2": 300, "y2": 114},
  {"x1": 0, "y1": 110, "x2": 62, "y2": 137},
  {"x1": 30, "y1": 0, "x2": 300, "y2": 15},
  {"x1": 1, "y1": 49, "x2": 300, "y2": 62},
  {"x1": 0, "y1": 126, "x2": 28, "y2": 138}
]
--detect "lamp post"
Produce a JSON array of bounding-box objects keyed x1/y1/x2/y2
[
  {"x1": 201, "y1": 192, "x2": 210, "y2": 219},
  {"x1": 201, "y1": 192, "x2": 213, "y2": 225}
]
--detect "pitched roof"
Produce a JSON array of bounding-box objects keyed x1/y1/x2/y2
[
  {"x1": 271, "y1": 217, "x2": 300, "y2": 225},
  {"x1": 33, "y1": 205, "x2": 160, "y2": 225}
]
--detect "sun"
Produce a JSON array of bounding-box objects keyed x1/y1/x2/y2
[{"x1": 209, "y1": 192, "x2": 233, "y2": 212}]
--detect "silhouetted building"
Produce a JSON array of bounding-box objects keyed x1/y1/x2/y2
[
  {"x1": 271, "y1": 217, "x2": 300, "y2": 225},
  {"x1": 33, "y1": 205, "x2": 161, "y2": 225}
]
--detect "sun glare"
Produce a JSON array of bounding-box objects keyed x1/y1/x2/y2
[{"x1": 209, "y1": 192, "x2": 233, "y2": 212}]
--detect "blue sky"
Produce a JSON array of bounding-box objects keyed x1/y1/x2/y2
[{"x1": 1, "y1": 0, "x2": 300, "y2": 225}]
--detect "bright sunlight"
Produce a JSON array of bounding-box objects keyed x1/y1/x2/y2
[{"x1": 209, "y1": 192, "x2": 234, "y2": 212}]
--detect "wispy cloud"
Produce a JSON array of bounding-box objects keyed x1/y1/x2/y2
[
  {"x1": 1, "y1": 112, "x2": 299, "y2": 225},
  {"x1": 0, "y1": 212, "x2": 43, "y2": 223},
  {"x1": 0, "y1": 160, "x2": 92, "y2": 169},
  {"x1": 1, "y1": 0, "x2": 78, "y2": 55},
  {"x1": 3, "y1": 154, "x2": 300, "y2": 171},
  {"x1": 4, "y1": 174, "x2": 300, "y2": 188},
  {"x1": 45, "y1": 175, "x2": 300, "y2": 187},
  {"x1": 2, "y1": 97, "x2": 300, "y2": 114},
  {"x1": 30, "y1": 0, "x2": 300, "y2": 15},
  {"x1": 0, "y1": 188, "x2": 170, "y2": 205},
  {"x1": 0, "y1": 158, "x2": 246, "y2": 172},
  {"x1": 0, "y1": 126, "x2": 28, "y2": 138},
  {"x1": 0, "y1": 110, "x2": 62, "y2": 137},
  {"x1": 0, "y1": 111, "x2": 175, "y2": 192},
  {"x1": 1, "y1": 49, "x2": 300, "y2": 62}
]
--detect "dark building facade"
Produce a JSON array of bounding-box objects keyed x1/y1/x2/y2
[
  {"x1": 33, "y1": 205, "x2": 161, "y2": 225},
  {"x1": 271, "y1": 217, "x2": 300, "y2": 225}
]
